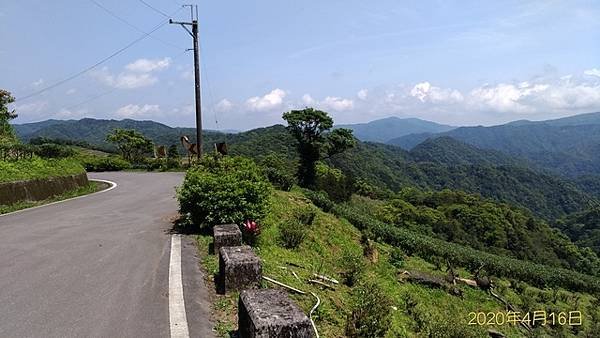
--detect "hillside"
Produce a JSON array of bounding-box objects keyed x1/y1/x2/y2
[
  {"x1": 388, "y1": 113, "x2": 600, "y2": 177},
  {"x1": 14, "y1": 118, "x2": 222, "y2": 152},
  {"x1": 335, "y1": 117, "x2": 454, "y2": 143},
  {"x1": 14, "y1": 118, "x2": 597, "y2": 219}
]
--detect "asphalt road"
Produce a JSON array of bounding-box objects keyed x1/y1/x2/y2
[{"x1": 0, "y1": 172, "x2": 213, "y2": 338}]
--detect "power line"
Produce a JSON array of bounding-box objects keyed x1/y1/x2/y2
[
  {"x1": 15, "y1": 19, "x2": 169, "y2": 102},
  {"x1": 136, "y1": 0, "x2": 171, "y2": 18},
  {"x1": 90, "y1": 0, "x2": 185, "y2": 51}
]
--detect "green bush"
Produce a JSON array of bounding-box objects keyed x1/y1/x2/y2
[
  {"x1": 302, "y1": 189, "x2": 334, "y2": 212},
  {"x1": 259, "y1": 153, "x2": 296, "y2": 191},
  {"x1": 0, "y1": 157, "x2": 84, "y2": 183},
  {"x1": 340, "y1": 248, "x2": 365, "y2": 287},
  {"x1": 295, "y1": 206, "x2": 317, "y2": 226},
  {"x1": 389, "y1": 248, "x2": 405, "y2": 269},
  {"x1": 177, "y1": 155, "x2": 272, "y2": 229},
  {"x1": 345, "y1": 280, "x2": 392, "y2": 338},
  {"x1": 278, "y1": 218, "x2": 307, "y2": 249},
  {"x1": 33, "y1": 143, "x2": 76, "y2": 159},
  {"x1": 315, "y1": 162, "x2": 353, "y2": 202},
  {"x1": 82, "y1": 156, "x2": 131, "y2": 172}
]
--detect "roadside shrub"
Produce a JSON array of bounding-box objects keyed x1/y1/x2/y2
[
  {"x1": 279, "y1": 218, "x2": 306, "y2": 249},
  {"x1": 302, "y1": 189, "x2": 334, "y2": 212},
  {"x1": 315, "y1": 162, "x2": 353, "y2": 202},
  {"x1": 345, "y1": 280, "x2": 392, "y2": 338},
  {"x1": 177, "y1": 155, "x2": 272, "y2": 229},
  {"x1": 340, "y1": 248, "x2": 365, "y2": 286},
  {"x1": 82, "y1": 156, "x2": 131, "y2": 171},
  {"x1": 33, "y1": 143, "x2": 75, "y2": 158},
  {"x1": 259, "y1": 153, "x2": 296, "y2": 191}
]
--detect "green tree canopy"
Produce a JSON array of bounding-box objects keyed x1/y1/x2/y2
[
  {"x1": 0, "y1": 89, "x2": 18, "y2": 144},
  {"x1": 106, "y1": 128, "x2": 153, "y2": 163},
  {"x1": 282, "y1": 107, "x2": 356, "y2": 187}
]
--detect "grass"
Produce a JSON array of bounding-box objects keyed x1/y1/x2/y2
[
  {"x1": 0, "y1": 157, "x2": 85, "y2": 183},
  {"x1": 195, "y1": 189, "x2": 600, "y2": 337},
  {"x1": 0, "y1": 181, "x2": 108, "y2": 214}
]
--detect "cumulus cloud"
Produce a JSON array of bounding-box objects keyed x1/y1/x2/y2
[
  {"x1": 215, "y1": 99, "x2": 233, "y2": 112},
  {"x1": 15, "y1": 101, "x2": 48, "y2": 114},
  {"x1": 320, "y1": 96, "x2": 354, "y2": 111},
  {"x1": 357, "y1": 89, "x2": 368, "y2": 100},
  {"x1": 66, "y1": 88, "x2": 77, "y2": 95},
  {"x1": 410, "y1": 82, "x2": 464, "y2": 103},
  {"x1": 246, "y1": 89, "x2": 287, "y2": 112},
  {"x1": 115, "y1": 104, "x2": 160, "y2": 118},
  {"x1": 302, "y1": 94, "x2": 315, "y2": 105},
  {"x1": 92, "y1": 57, "x2": 170, "y2": 89},
  {"x1": 125, "y1": 57, "x2": 171, "y2": 73},
  {"x1": 93, "y1": 67, "x2": 157, "y2": 89},
  {"x1": 584, "y1": 68, "x2": 600, "y2": 77}
]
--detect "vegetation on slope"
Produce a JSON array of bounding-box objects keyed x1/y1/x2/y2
[{"x1": 0, "y1": 157, "x2": 85, "y2": 183}]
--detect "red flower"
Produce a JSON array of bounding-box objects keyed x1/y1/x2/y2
[{"x1": 243, "y1": 220, "x2": 260, "y2": 235}]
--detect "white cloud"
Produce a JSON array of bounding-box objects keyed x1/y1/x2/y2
[
  {"x1": 55, "y1": 108, "x2": 87, "y2": 119},
  {"x1": 215, "y1": 99, "x2": 233, "y2": 112},
  {"x1": 357, "y1": 89, "x2": 368, "y2": 100},
  {"x1": 115, "y1": 104, "x2": 160, "y2": 118},
  {"x1": 125, "y1": 57, "x2": 171, "y2": 73},
  {"x1": 469, "y1": 82, "x2": 548, "y2": 113},
  {"x1": 15, "y1": 101, "x2": 47, "y2": 114},
  {"x1": 410, "y1": 82, "x2": 464, "y2": 103},
  {"x1": 32, "y1": 78, "x2": 44, "y2": 87},
  {"x1": 246, "y1": 89, "x2": 287, "y2": 111},
  {"x1": 584, "y1": 68, "x2": 600, "y2": 77},
  {"x1": 302, "y1": 94, "x2": 315, "y2": 105},
  {"x1": 320, "y1": 96, "x2": 354, "y2": 111},
  {"x1": 66, "y1": 88, "x2": 77, "y2": 95},
  {"x1": 92, "y1": 67, "x2": 158, "y2": 89}
]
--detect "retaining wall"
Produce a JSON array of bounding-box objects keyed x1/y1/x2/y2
[{"x1": 0, "y1": 173, "x2": 89, "y2": 205}]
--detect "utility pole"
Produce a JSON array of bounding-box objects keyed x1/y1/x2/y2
[{"x1": 170, "y1": 5, "x2": 202, "y2": 160}]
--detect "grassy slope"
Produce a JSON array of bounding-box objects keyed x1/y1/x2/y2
[
  {"x1": 0, "y1": 157, "x2": 85, "y2": 183},
  {"x1": 196, "y1": 190, "x2": 599, "y2": 337}
]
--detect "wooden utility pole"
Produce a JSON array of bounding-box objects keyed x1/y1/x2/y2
[{"x1": 170, "y1": 5, "x2": 202, "y2": 160}]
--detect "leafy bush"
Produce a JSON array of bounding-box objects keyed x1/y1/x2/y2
[
  {"x1": 340, "y1": 248, "x2": 365, "y2": 287},
  {"x1": 279, "y1": 218, "x2": 307, "y2": 249},
  {"x1": 315, "y1": 162, "x2": 353, "y2": 202},
  {"x1": 177, "y1": 155, "x2": 272, "y2": 229},
  {"x1": 82, "y1": 156, "x2": 131, "y2": 172},
  {"x1": 259, "y1": 153, "x2": 296, "y2": 191},
  {"x1": 295, "y1": 206, "x2": 317, "y2": 226},
  {"x1": 33, "y1": 143, "x2": 76, "y2": 158},
  {"x1": 345, "y1": 280, "x2": 392, "y2": 338},
  {"x1": 144, "y1": 158, "x2": 181, "y2": 171},
  {"x1": 302, "y1": 189, "x2": 334, "y2": 212},
  {"x1": 389, "y1": 248, "x2": 405, "y2": 269}
]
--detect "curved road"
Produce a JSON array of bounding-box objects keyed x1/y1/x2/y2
[{"x1": 0, "y1": 172, "x2": 213, "y2": 338}]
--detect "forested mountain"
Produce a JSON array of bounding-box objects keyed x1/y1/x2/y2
[
  {"x1": 335, "y1": 116, "x2": 454, "y2": 143},
  {"x1": 556, "y1": 207, "x2": 600, "y2": 255},
  {"x1": 388, "y1": 113, "x2": 600, "y2": 177},
  {"x1": 14, "y1": 118, "x2": 222, "y2": 152}
]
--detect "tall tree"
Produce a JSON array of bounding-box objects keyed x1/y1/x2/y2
[
  {"x1": 282, "y1": 107, "x2": 356, "y2": 187},
  {"x1": 0, "y1": 89, "x2": 18, "y2": 144},
  {"x1": 106, "y1": 128, "x2": 153, "y2": 163}
]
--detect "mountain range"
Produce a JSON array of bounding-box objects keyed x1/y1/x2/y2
[{"x1": 335, "y1": 117, "x2": 455, "y2": 143}]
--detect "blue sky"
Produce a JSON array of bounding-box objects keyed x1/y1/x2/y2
[{"x1": 1, "y1": 0, "x2": 600, "y2": 130}]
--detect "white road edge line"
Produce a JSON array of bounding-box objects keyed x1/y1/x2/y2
[
  {"x1": 0, "y1": 179, "x2": 117, "y2": 218},
  {"x1": 169, "y1": 234, "x2": 190, "y2": 338}
]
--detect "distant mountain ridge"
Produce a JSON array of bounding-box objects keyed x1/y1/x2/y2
[
  {"x1": 388, "y1": 112, "x2": 600, "y2": 177},
  {"x1": 335, "y1": 116, "x2": 455, "y2": 143}
]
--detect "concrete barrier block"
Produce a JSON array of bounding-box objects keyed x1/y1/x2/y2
[
  {"x1": 219, "y1": 246, "x2": 261, "y2": 293},
  {"x1": 213, "y1": 224, "x2": 242, "y2": 254},
  {"x1": 238, "y1": 289, "x2": 314, "y2": 338}
]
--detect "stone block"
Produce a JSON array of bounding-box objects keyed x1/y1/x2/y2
[
  {"x1": 219, "y1": 246, "x2": 261, "y2": 293},
  {"x1": 238, "y1": 289, "x2": 314, "y2": 338},
  {"x1": 213, "y1": 224, "x2": 242, "y2": 254}
]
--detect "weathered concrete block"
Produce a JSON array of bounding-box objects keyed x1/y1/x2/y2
[
  {"x1": 213, "y1": 224, "x2": 242, "y2": 254},
  {"x1": 219, "y1": 246, "x2": 261, "y2": 293},
  {"x1": 238, "y1": 289, "x2": 314, "y2": 338}
]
